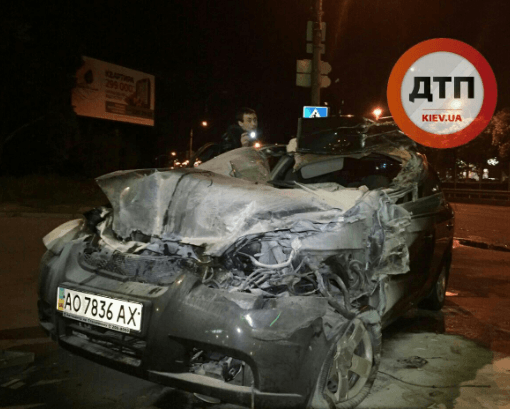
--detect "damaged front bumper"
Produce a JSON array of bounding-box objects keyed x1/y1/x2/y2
[{"x1": 38, "y1": 240, "x2": 344, "y2": 409}]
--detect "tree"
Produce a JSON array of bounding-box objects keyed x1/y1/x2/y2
[
  {"x1": 488, "y1": 108, "x2": 510, "y2": 160},
  {"x1": 457, "y1": 130, "x2": 496, "y2": 166}
]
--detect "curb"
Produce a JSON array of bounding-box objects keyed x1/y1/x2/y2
[{"x1": 454, "y1": 237, "x2": 510, "y2": 253}]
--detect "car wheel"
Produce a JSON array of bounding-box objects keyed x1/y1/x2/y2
[
  {"x1": 420, "y1": 260, "x2": 450, "y2": 311},
  {"x1": 310, "y1": 315, "x2": 381, "y2": 409}
]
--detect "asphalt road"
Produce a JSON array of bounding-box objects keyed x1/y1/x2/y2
[
  {"x1": 451, "y1": 203, "x2": 510, "y2": 248},
  {"x1": 0, "y1": 206, "x2": 509, "y2": 408}
]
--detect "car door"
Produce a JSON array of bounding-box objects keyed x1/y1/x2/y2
[
  {"x1": 382, "y1": 168, "x2": 452, "y2": 323},
  {"x1": 416, "y1": 170, "x2": 455, "y2": 293}
]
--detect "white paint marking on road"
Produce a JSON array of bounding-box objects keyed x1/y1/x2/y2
[
  {"x1": 1, "y1": 378, "x2": 21, "y2": 388},
  {"x1": 31, "y1": 378, "x2": 72, "y2": 387},
  {"x1": 9, "y1": 381, "x2": 25, "y2": 389}
]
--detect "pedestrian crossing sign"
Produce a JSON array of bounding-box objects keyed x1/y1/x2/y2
[{"x1": 303, "y1": 106, "x2": 329, "y2": 118}]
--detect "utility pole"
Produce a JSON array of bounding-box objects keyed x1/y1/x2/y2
[
  {"x1": 311, "y1": 0, "x2": 323, "y2": 105},
  {"x1": 189, "y1": 128, "x2": 193, "y2": 160}
]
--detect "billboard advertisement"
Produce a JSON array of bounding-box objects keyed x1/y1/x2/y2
[{"x1": 72, "y1": 56, "x2": 155, "y2": 126}]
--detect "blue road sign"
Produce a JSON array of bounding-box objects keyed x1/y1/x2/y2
[{"x1": 303, "y1": 106, "x2": 329, "y2": 118}]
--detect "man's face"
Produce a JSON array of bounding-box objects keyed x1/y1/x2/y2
[{"x1": 238, "y1": 113, "x2": 258, "y2": 132}]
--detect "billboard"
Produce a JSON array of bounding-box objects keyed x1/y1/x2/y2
[{"x1": 72, "y1": 56, "x2": 155, "y2": 126}]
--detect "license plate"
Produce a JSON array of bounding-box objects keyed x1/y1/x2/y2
[{"x1": 57, "y1": 287, "x2": 143, "y2": 333}]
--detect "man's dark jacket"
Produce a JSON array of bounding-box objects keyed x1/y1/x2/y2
[{"x1": 220, "y1": 124, "x2": 244, "y2": 152}]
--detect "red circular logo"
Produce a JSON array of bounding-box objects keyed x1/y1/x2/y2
[{"x1": 387, "y1": 39, "x2": 497, "y2": 148}]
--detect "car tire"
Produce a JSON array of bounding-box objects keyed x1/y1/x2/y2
[
  {"x1": 309, "y1": 312, "x2": 382, "y2": 409},
  {"x1": 419, "y1": 256, "x2": 451, "y2": 311}
]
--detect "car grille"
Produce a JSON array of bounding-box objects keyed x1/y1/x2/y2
[
  {"x1": 65, "y1": 320, "x2": 147, "y2": 364},
  {"x1": 79, "y1": 247, "x2": 199, "y2": 285}
]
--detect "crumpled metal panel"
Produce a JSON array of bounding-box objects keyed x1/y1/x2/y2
[
  {"x1": 97, "y1": 168, "x2": 348, "y2": 255},
  {"x1": 198, "y1": 147, "x2": 271, "y2": 183},
  {"x1": 96, "y1": 168, "x2": 185, "y2": 240},
  {"x1": 292, "y1": 183, "x2": 368, "y2": 212},
  {"x1": 184, "y1": 286, "x2": 329, "y2": 341},
  {"x1": 95, "y1": 144, "x2": 414, "y2": 275}
]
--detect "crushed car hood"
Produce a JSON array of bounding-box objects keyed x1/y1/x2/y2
[{"x1": 96, "y1": 168, "x2": 361, "y2": 254}]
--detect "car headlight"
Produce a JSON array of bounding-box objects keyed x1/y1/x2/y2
[{"x1": 43, "y1": 218, "x2": 85, "y2": 254}]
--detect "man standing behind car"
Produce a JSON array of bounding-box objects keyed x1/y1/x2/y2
[{"x1": 220, "y1": 107, "x2": 258, "y2": 152}]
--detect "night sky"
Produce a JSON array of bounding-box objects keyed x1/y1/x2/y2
[{"x1": 3, "y1": 0, "x2": 510, "y2": 164}]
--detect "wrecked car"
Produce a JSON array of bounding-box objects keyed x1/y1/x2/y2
[{"x1": 38, "y1": 116, "x2": 454, "y2": 408}]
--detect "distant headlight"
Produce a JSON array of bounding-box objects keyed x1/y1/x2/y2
[{"x1": 43, "y1": 218, "x2": 85, "y2": 254}]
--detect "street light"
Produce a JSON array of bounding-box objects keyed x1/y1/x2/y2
[
  {"x1": 373, "y1": 108, "x2": 382, "y2": 120},
  {"x1": 189, "y1": 120, "x2": 209, "y2": 160}
]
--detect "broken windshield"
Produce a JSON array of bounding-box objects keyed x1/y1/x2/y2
[
  {"x1": 274, "y1": 153, "x2": 402, "y2": 190},
  {"x1": 297, "y1": 116, "x2": 413, "y2": 155}
]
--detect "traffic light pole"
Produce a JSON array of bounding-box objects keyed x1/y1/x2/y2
[{"x1": 311, "y1": 0, "x2": 323, "y2": 105}]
